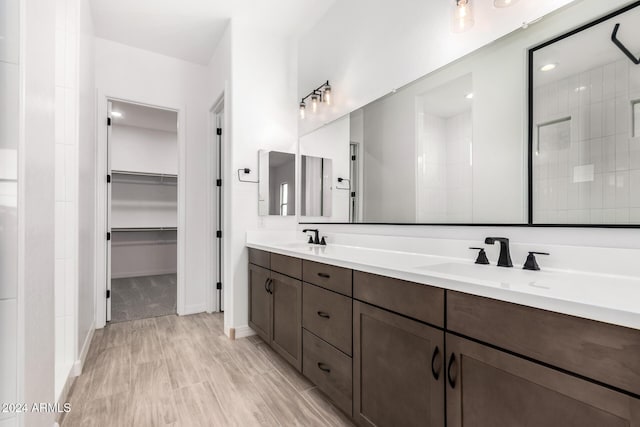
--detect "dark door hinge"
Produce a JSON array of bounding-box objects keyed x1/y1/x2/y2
[
  {"x1": 216, "y1": 230, "x2": 222, "y2": 238},
  {"x1": 216, "y1": 282, "x2": 222, "y2": 290},
  {"x1": 216, "y1": 179, "x2": 222, "y2": 187},
  {"x1": 107, "y1": 117, "x2": 112, "y2": 126},
  {"x1": 351, "y1": 155, "x2": 356, "y2": 161},
  {"x1": 107, "y1": 174, "x2": 111, "y2": 183},
  {"x1": 106, "y1": 289, "x2": 111, "y2": 298},
  {"x1": 216, "y1": 127, "x2": 222, "y2": 136},
  {"x1": 107, "y1": 232, "x2": 111, "y2": 241},
  {"x1": 351, "y1": 191, "x2": 356, "y2": 197}
]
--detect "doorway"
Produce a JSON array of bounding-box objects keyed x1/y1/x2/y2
[
  {"x1": 212, "y1": 99, "x2": 224, "y2": 312},
  {"x1": 106, "y1": 100, "x2": 179, "y2": 323}
]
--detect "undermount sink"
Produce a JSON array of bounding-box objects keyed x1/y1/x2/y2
[
  {"x1": 275, "y1": 241, "x2": 316, "y2": 250},
  {"x1": 415, "y1": 262, "x2": 553, "y2": 290}
]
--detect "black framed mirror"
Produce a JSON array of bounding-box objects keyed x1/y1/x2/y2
[{"x1": 529, "y1": 1, "x2": 640, "y2": 227}]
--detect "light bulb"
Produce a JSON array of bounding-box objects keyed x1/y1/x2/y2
[
  {"x1": 311, "y1": 94, "x2": 319, "y2": 113},
  {"x1": 111, "y1": 111, "x2": 123, "y2": 118},
  {"x1": 494, "y1": 0, "x2": 519, "y2": 7},
  {"x1": 539, "y1": 63, "x2": 557, "y2": 72},
  {"x1": 452, "y1": 0, "x2": 474, "y2": 33},
  {"x1": 299, "y1": 102, "x2": 306, "y2": 119},
  {"x1": 324, "y1": 85, "x2": 332, "y2": 105}
]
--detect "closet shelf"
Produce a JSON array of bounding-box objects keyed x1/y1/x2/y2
[
  {"x1": 112, "y1": 227, "x2": 177, "y2": 232},
  {"x1": 111, "y1": 170, "x2": 178, "y2": 185}
]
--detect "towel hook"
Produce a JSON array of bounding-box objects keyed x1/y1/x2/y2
[{"x1": 611, "y1": 23, "x2": 640, "y2": 65}]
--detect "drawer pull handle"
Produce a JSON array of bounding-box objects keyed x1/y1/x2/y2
[
  {"x1": 267, "y1": 279, "x2": 273, "y2": 294},
  {"x1": 317, "y1": 272, "x2": 331, "y2": 279},
  {"x1": 317, "y1": 311, "x2": 331, "y2": 319},
  {"x1": 431, "y1": 346, "x2": 441, "y2": 380},
  {"x1": 447, "y1": 353, "x2": 457, "y2": 389},
  {"x1": 317, "y1": 362, "x2": 331, "y2": 373},
  {"x1": 264, "y1": 277, "x2": 270, "y2": 293}
]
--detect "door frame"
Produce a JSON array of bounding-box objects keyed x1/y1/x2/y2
[
  {"x1": 94, "y1": 91, "x2": 186, "y2": 328},
  {"x1": 208, "y1": 95, "x2": 225, "y2": 313}
]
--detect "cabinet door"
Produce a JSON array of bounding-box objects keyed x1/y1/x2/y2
[
  {"x1": 271, "y1": 271, "x2": 302, "y2": 371},
  {"x1": 248, "y1": 263, "x2": 271, "y2": 343},
  {"x1": 446, "y1": 333, "x2": 640, "y2": 427},
  {"x1": 353, "y1": 301, "x2": 444, "y2": 427}
]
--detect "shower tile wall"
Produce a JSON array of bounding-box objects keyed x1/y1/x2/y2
[
  {"x1": 533, "y1": 59, "x2": 640, "y2": 224},
  {"x1": 0, "y1": 0, "x2": 19, "y2": 425},
  {"x1": 417, "y1": 111, "x2": 473, "y2": 222}
]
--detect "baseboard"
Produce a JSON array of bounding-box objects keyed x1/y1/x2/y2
[
  {"x1": 72, "y1": 323, "x2": 95, "y2": 377},
  {"x1": 182, "y1": 303, "x2": 207, "y2": 316},
  {"x1": 233, "y1": 324, "x2": 257, "y2": 339},
  {"x1": 111, "y1": 269, "x2": 177, "y2": 279}
]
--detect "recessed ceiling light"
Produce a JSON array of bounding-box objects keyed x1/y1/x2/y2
[
  {"x1": 111, "y1": 111, "x2": 123, "y2": 118},
  {"x1": 465, "y1": 93, "x2": 474, "y2": 99},
  {"x1": 539, "y1": 63, "x2": 557, "y2": 72},
  {"x1": 494, "y1": 0, "x2": 519, "y2": 8}
]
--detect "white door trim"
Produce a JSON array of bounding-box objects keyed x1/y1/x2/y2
[{"x1": 94, "y1": 91, "x2": 187, "y2": 328}]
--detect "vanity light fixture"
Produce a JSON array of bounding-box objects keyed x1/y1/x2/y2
[
  {"x1": 111, "y1": 111, "x2": 123, "y2": 118},
  {"x1": 298, "y1": 80, "x2": 332, "y2": 119},
  {"x1": 539, "y1": 63, "x2": 557, "y2": 72},
  {"x1": 494, "y1": 0, "x2": 519, "y2": 8},
  {"x1": 452, "y1": 0, "x2": 474, "y2": 33}
]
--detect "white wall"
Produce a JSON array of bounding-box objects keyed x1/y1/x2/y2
[
  {"x1": 294, "y1": 0, "x2": 640, "y2": 251},
  {"x1": 222, "y1": 19, "x2": 299, "y2": 335},
  {"x1": 77, "y1": 0, "x2": 96, "y2": 384},
  {"x1": 111, "y1": 125, "x2": 178, "y2": 175},
  {"x1": 298, "y1": 0, "x2": 580, "y2": 135},
  {"x1": 54, "y1": 0, "x2": 81, "y2": 400},
  {"x1": 95, "y1": 38, "x2": 212, "y2": 320},
  {"x1": 0, "y1": 0, "x2": 20, "y2": 424},
  {"x1": 19, "y1": 0, "x2": 57, "y2": 424},
  {"x1": 299, "y1": 115, "x2": 350, "y2": 222}
]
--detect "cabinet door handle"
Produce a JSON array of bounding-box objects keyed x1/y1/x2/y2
[
  {"x1": 267, "y1": 279, "x2": 273, "y2": 294},
  {"x1": 317, "y1": 272, "x2": 331, "y2": 279},
  {"x1": 447, "y1": 353, "x2": 457, "y2": 389},
  {"x1": 431, "y1": 346, "x2": 441, "y2": 380},
  {"x1": 264, "y1": 277, "x2": 270, "y2": 293},
  {"x1": 317, "y1": 362, "x2": 331, "y2": 373},
  {"x1": 317, "y1": 311, "x2": 331, "y2": 319}
]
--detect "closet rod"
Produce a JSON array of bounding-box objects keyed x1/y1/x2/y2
[
  {"x1": 111, "y1": 170, "x2": 178, "y2": 179},
  {"x1": 112, "y1": 227, "x2": 177, "y2": 232}
]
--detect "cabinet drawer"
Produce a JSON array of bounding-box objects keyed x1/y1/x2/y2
[
  {"x1": 302, "y1": 283, "x2": 352, "y2": 355},
  {"x1": 447, "y1": 291, "x2": 640, "y2": 396},
  {"x1": 248, "y1": 248, "x2": 270, "y2": 269},
  {"x1": 302, "y1": 329, "x2": 352, "y2": 416},
  {"x1": 270, "y1": 253, "x2": 302, "y2": 279},
  {"x1": 303, "y1": 260, "x2": 352, "y2": 296},
  {"x1": 353, "y1": 271, "x2": 444, "y2": 327}
]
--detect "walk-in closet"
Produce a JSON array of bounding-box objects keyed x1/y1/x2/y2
[{"x1": 107, "y1": 101, "x2": 178, "y2": 323}]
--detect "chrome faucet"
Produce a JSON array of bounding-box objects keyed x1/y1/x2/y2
[{"x1": 484, "y1": 237, "x2": 513, "y2": 267}]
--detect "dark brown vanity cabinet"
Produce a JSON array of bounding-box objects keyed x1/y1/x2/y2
[
  {"x1": 248, "y1": 262, "x2": 272, "y2": 343},
  {"x1": 445, "y1": 333, "x2": 640, "y2": 427},
  {"x1": 248, "y1": 249, "x2": 303, "y2": 371},
  {"x1": 249, "y1": 249, "x2": 640, "y2": 427},
  {"x1": 353, "y1": 301, "x2": 445, "y2": 427}
]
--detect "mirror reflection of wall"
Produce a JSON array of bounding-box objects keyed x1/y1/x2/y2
[
  {"x1": 258, "y1": 150, "x2": 296, "y2": 216},
  {"x1": 531, "y1": 3, "x2": 640, "y2": 225},
  {"x1": 299, "y1": 116, "x2": 350, "y2": 221},
  {"x1": 301, "y1": 156, "x2": 332, "y2": 217}
]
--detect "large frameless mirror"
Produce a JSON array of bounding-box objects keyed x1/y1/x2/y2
[{"x1": 258, "y1": 150, "x2": 296, "y2": 216}]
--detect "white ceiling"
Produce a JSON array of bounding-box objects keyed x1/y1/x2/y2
[{"x1": 89, "y1": 0, "x2": 337, "y2": 64}]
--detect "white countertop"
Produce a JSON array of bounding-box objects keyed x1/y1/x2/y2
[{"x1": 246, "y1": 240, "x2": 640, "y2": 331}]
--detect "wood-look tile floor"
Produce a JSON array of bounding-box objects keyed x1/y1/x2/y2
[{"x1": 61, "y1": 313, "x2": 354, "y2": 427}]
